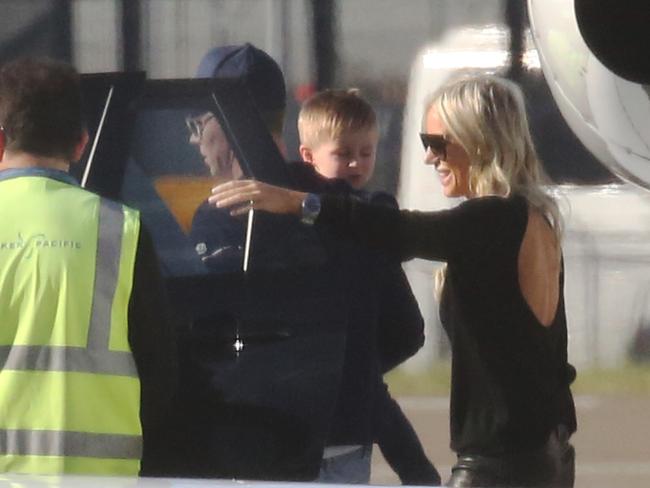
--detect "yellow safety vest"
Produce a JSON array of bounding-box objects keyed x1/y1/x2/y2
[{"x1": 0, "y1": 175, "x2": 142, "y2": 475}]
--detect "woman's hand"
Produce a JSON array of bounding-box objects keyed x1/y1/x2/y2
[{"x1": 209, "y1": 179, "x2": 307, "y2": 217}]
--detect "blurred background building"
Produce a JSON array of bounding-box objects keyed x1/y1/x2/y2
[
  {"x1": 3, "y1": 0, "x2": 650, "y2": 370},
  {"x1": 0, "y1": 0, "x2": 502, "y2": 190}
]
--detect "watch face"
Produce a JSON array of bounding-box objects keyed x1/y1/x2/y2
[
  {"x1": 304, "y1": 193, "x2": 321, "y2": 213},
  {"x1": 302, "y1": 193, "x2": 321, "y2": 224}
]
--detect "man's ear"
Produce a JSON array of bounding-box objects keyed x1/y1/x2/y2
[
  {"x1": 299, "y1": 145, "x2": 314, "y2": 164},
  {"x1": 72, "y1": 129, "x2": 89, "y2": 162}
]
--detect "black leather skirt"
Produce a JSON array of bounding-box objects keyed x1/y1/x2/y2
[{"x1": 447, "y1": 425, "x2": 575, "y2": 488}]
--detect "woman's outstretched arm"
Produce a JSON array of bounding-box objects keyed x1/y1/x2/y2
[
  {"x1": 210, "y1": 179, "x2": 483, "y2": 263},
  {"x1": 209, "y1": 179, "x2": 412, "y2": 258}
]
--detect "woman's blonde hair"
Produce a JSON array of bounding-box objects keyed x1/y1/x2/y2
[{"x1": 426, "y1": 75, "x2": 563, "y2": 296}]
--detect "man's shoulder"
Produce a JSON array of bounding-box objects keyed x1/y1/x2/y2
[{"x1": 71, "y1": 185, "x2": 139, "y2": 217}]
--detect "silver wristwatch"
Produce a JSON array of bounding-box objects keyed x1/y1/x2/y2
[{"x1": 300, "y1": 193, "x2": 322, "y2": 225}]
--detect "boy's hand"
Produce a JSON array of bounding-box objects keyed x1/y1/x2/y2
[{"x1": 209, "y1": 179, "x2": 306, "y2": 217}]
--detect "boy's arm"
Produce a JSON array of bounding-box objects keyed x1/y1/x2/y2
[{"x1": 374, "y1": 382, "x2": 441, "y2": 485}]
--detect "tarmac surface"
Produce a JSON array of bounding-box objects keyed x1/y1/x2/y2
[{"x1": 371, "y1": 395, "x2": 650, "y2": 487}]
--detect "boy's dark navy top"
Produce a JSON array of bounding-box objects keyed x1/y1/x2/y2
[{"x1": 317, "y1": 192, "x2": 578, "y2": 456}]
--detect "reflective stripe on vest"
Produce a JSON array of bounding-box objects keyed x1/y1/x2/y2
[
  {"x1": 0, "y1": 430, "x2": 141, "y2": 460},
  {"x1": 0, "y1": 346, "x2": 137, "y2": 377},
  {"x1": 88, "y1": 198, "x2": 125, "y2": 350}
]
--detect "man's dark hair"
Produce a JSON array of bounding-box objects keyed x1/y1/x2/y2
[{"x1": 0, "y1": 58, "x2": 83, "y2": 160}]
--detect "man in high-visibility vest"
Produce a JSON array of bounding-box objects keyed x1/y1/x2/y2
[{"x1": 0, "y1": 58, "x2": 177, "y2": 475}]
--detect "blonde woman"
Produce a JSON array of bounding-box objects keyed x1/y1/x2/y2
[{"x1": 211, "y1": 75, "x2": 577, "y2": 488}]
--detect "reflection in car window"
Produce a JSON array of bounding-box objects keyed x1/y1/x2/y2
[{"x1": 122, "y1": 105, "x2": 324, "y2": 278}]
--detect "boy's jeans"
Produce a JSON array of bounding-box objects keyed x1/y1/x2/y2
[{"x1": 317, "y1": 445, "x2": 373, "y2": 484}]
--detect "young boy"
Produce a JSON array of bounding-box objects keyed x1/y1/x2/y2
[
  {"x1": 298, "y1": 89, "x2": 441, "y2": 485},
  {"x1": 298, "y1": 89, "x2": 377, "y2": 191}
]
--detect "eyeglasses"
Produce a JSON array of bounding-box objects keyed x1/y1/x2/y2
[
  {"x1": 419, "y1": 133, "x2": 450, "y2": 160},
  {"x1": 185, "y1": 113, "x2": 215, "y2": 140}
]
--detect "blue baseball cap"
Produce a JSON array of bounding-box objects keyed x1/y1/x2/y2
[{"x1": 195, "y1": 42, "x2": 286, "y2": 112}]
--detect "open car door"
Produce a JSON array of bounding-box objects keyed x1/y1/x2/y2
[{"x1": 78, "y1": 74, "x2": 350, "y2": 480}]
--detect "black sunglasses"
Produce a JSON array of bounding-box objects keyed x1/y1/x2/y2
[
  {"x1": 185, "y1": 113, "x2": 216, "y2": 139},
  {"x1": 419, "y1": 133, "x2": 450, "y2": 159}
]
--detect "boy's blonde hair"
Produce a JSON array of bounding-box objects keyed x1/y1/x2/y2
[{"x1": 298, "y1": 89, "x2": 378, "y2": 147}]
